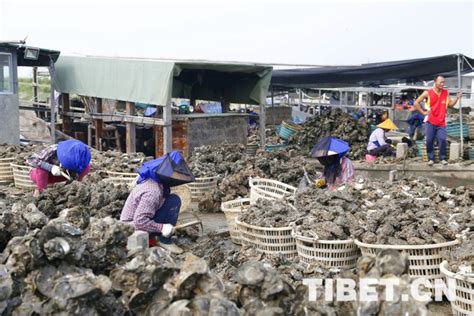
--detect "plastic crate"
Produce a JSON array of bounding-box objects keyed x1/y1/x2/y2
[
  {"x1": 265, "y1": 143, "x2": 288, "y2": 152},
  {"x1": 468, "y1": 148, "x2": 474, "y2": 160},
  {"x1": 0, "y1": 158, "x2": 14, "y2": 184},
  {"x1": 221, "y1": 198, "x2": 251, "y2": 244},
  {"x1": 278, "y1": 121, "x2": 302, "y2": 140},
  {"x1": 236, "y1": 218, "x2": 297, "y2": 258},
  {"x1": 249, "y1": 178, "x2": 297, "y2": 204},
  {"x1": 355, "y1": 239, "x2": 459, "y2": 293},
  {"x1": 440, "y1": 261, "x2": 474, "y2": 316},
  {"x1": 294, "y1": 231, "x2": 360, "y2": 269},
  {"x1": 11, "y1": 164, "x2": 36, "y2": 190}
]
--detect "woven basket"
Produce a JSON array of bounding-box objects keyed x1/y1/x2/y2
[
  {"x1": 440, "y1": 261, "x2": 474, "y2": 316},
  {"x1": 236, "y1": 218, "x2": 297, "y2": 258},
  {"x1": 186, "y1": 175, "x2": 219, "y2": 202},
  {"x1": 11, "y1": 164, "x2": 36, "y2": 189},
  {"x1": 355, "y1": 239, "x2": 460, "y2": 291},
  {"x1": 102, "y1": 171, "x2": 139, "y2": 188},
  {"x1": 278, "y1": 121, "x2": 302, "y2": 140},
  {"x1": 294, "y1": 231, "x2": 360, "y2": 269},
  {"x1": 246, "y1": 144, "x2": 259, "y2": 156},
  {"x1": 0, "y1": 158, "x2": 14, "y2": 184},
  {"x1": 249, "y1": 178, "x2": 297, "y2": 204},
  {"x1": 221, "y1": 198, "x2": 251, "y2": 244}
]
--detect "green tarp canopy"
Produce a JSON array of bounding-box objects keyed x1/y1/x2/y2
[{"x1": 53, "y1": 56, "x2": 273, "y2": 106}]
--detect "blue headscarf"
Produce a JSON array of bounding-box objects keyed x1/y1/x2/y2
[
  {"x1": 311, "y1": 137, "x2": 350, "y2": 186},
  {"x1": 137, "y1": 151, "x2": 194, "y2": 196},
  {"x1": 57, "y1": 140, "x2": 91, "y2": 174}
]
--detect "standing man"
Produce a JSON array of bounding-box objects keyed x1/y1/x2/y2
[{"x1": 413, "y1": 75, "x2": 462, "y2": 166}]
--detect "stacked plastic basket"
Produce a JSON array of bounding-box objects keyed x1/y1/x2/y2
[
  {"x1": 0, "y1": 158, "x2": 14, "y2": 185},
  {"x1": 101, "y1": 170, "x2": 139, "y2": 189},
  {"x1": 440, "y1": 261, "x2": 474, "y2": 315},
  {"x1": 355, "y1": 239, "x2": 460, "y2": 293},
  {"x1": 186, "y1": 175, "x2": 219, "y2": 202}
]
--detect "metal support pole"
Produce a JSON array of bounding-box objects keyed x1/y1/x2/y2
[
  {"x1": 271, "y1": 85, "x2": 274, "y2": 108},
  {"x1": 48, "y1": 61, "x2": 56, "y2": 144},
  {"x1": 318, "y1": 89, "x2": 322, "y2": 115},
  {"x1": 259, "y1": 101, "x2": 266, "y2": 148},
  {"x1": 457, "y1": 54, "x2": 464, "y2": 155},
  {"x1": 271, "y1": 85, "x2": 275, "y2": 126}
]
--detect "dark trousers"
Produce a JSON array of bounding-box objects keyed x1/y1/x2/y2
[
  {"x1": 152, "y1": 194, "x2": 181, "y2": 244},
  {"x1": 369, "y1": 144, "x2": 393, "y2": 157},
  {"x1": 408, "y1": 121, "x2": 423, "y2": 139},
  {"x1": 425, "y1": 122, "x2": 447, "y2": 161}
]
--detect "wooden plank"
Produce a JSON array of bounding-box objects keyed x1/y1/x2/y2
[
  {"x1": 94, "y1": 98, "x2": 103, "y2": 150},
  {"x1": 125, "y1": 102, "x2": 136, "y2": 153},
  {"x1": 61, "y1": 93, "x2": 72, "y2": 135},
  {"x1": 61, "y1": 112, "x2": 165, "y2": 125}
]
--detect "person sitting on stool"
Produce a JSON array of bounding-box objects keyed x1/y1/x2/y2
[{"x1": 367, "y1": 119, "x2": 398, "y2": 157}]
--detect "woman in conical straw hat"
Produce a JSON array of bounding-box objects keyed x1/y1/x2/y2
[{"x1": 367, "y1": 118, "x2": 398, "y2": 157}]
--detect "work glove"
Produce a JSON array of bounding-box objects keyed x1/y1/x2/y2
[
  {"x1": 161, "y1": 224, "x2": 175, "y2": 238},
  {"x1": 51, "y1": 165, "x2": 62, "y2": 177}
]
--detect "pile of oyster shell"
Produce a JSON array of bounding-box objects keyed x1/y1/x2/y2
[{"x1": 289, "y1": 108, "x2": 369, "y2": 160}]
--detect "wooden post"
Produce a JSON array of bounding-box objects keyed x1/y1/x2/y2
[
  {"x1": 154, "y1": 107, "x2": 163, "y2": 157},
  {"x1": 61, "y1": 93, "x2": 72, "y2": 135},
  {"x1": 33, "y1": 67, "x2": 38, "y2": 118},
  {"x1": 94, "y1": 98, "x2": 103, "y2": 150},
  {"x1": 163, "y1": 102, "x2": 172, "y2": 154},
  {"x1": 125, "y1": 102, "x2": 136, "y2": 153}
]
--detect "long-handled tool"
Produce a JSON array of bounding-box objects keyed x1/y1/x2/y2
[{"x1": 175, "y1": 212, "x2": 203, "y2": 236}]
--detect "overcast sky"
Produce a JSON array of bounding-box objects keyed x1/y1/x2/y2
[{"x1": 0, "y1": 0, "x2": 473, "y2": 67}]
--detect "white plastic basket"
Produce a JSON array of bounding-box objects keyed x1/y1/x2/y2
[
  {"x1": 102, "y1": 171, "x2": 139, "y2": 189},
  {"x1": 11, "y1": 163, "x2": 36, "y2": 189},
  {"x1": 294, "y1": 231, "x2": 360, "y2": 269},
  {"x1": 0, "y1": 158, "x2": 14, "y2": 184},
  {"x1": 236, "y1": 218, "x2": 297, "y2": 258},
  {"x1": 186, "y1": 175, "x2": 219, "y2": 202},
  {"x1": 249, "y1": 178, "x2": 297, "y2": 204},
  {"x1": 355, "y1": 239, "x2": 460, "y2": 291},
  {"x1": 221, "y1": 198, "x2": 251, "y2": 245},
  {"x1": 440, "y1": 260, "x2": 474, "y2": 316}
]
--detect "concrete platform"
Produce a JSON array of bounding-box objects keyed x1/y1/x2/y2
[
  {"x1": 308, "y1": 157, "x2": 474, "y2": 187},
  {"x1": 353, "y1": 161, "x2": 474, "y2": 187}
]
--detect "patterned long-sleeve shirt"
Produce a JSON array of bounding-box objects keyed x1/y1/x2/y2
[
  {"x1": 26, "y1": 144, "x2": 58, "y2": 168},
  {"x1": 327, "y1": 157, "x2": 355, "y2": 190},
  {"x1": 120, "y1": 179, "x2": 165, "y2": 233}
]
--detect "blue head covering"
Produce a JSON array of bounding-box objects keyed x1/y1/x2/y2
[
  {"x1": 311, "y1": 136, "x2": 349, "y2": 159},
  {"x1": 137, "y1": 151, "x2": 194, "y2": 188},
  {"x1": 57, "y1": 140, "x2": 91, "y2": 174},
  {"x1": 311, "y1": 137, "x2": 350, "y2": 186}
]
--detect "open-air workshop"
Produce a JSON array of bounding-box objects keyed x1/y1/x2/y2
[{"x1": 1, "y1": 3, "x2": 474, "y2": 314}]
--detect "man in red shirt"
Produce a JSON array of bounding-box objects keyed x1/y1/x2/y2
[{"x1": 414, "y1": 75, "x2": 462, "y2": 166}]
